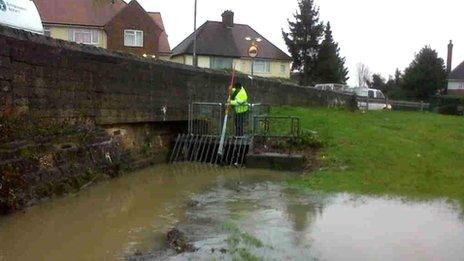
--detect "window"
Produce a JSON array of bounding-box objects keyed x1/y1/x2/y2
[
  {"x1": 69, "y1": 29, "x2": 99, "y2": 45},
  {"x1": 124, "y1": 30, "x2": 143, "y2": 47},
  {"x1": 368, "y1": 90, "x2": 375, "y2": 99},
  {"x1": 376, "y1": 91, "x2": 385, "y2": 99},
  {"x1": 253, "y1": 60, "x2": 271, "y2": 73},
  {"x1": 280, "y1": 64, "x2": 286, "y2": 74},
  {"x1": 210, "y1": 57, "x2": 233, "y2": 70}
]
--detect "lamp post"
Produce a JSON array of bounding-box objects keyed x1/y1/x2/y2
[
  {"x1": 193, "y1": 0, "x2": 198, "y2": 67},
  {"x1": 245, "y1": 37, "x2": 262, "y2": 77}
]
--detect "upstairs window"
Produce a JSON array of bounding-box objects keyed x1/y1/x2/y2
[
  {"x1": 210, "y1": 57, "x2": 233, "y2": 70},
  {"x1": 253, "y1": 60, "x2": 271, "y2": 73},
  {"x1": 70, "y1": 29, "x2": 99, "y2": 45},
  {"x1": 124, "y1": 30, "x2": 143, "y2": 47}
]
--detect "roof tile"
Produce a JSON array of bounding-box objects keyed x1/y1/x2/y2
[
  {"x1": 34, "y1": 0, "x2": 126, "y2": 27},
  {"x1": 450, "y1": 61, "x2": 464, "y2": 80},
  {"x1": 172, "y1": 21, "x2": 291, "y2": 61}
]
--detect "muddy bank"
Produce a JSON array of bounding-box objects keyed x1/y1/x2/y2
[
  {"x1": 251, "y1": 133, "x2": 324, "y2": 172},
  {"x1": 0, "y1": 116, "x2": 129, "y2": 214},
  {"x1": 0, "y1": 115, "x2": 181, "y2": 215}
]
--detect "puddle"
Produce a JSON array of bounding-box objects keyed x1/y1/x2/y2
[
  {"x1": 143, "y1": 182, "x2": 464, "y2": 261},
  {"x1": 1, "y1": 164, "x2": 463, "y2": 261}
]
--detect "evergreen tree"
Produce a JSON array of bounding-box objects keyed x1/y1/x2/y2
[
  {"x1": 282, "y1": 0, "x2": 324, "y2": 85},
  {"x1": 385, "y1": 69, "x2": 407, "y2": 99},
  {"x1": 394, "y1": 68, "x2": 403, "y2": 86},
  {"x1": 369, "y1": 73, "x2": 386, "y2": 91},
  {"x1": 402, "y1": 46, "x2": 447, "y2": 101},
  {"x1": 314, "y1": 22, "x2": 349, "y2": 84}
]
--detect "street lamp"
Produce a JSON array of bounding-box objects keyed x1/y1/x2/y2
[
  {"x1": 193, "y1": 0, "x2": 198, "y2": 67},
  {"x1": 245, "y1": 37, "x2": 262, "y2": 77}
]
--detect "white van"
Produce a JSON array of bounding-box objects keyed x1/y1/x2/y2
[
  {"x1": 0, "y1": 0, "x2": 43, "y2": 34},
  {"x1": 351, "y1": 87, "x2": 391, "y2": 110},
  {"x1": 315, "y1": 83, "x2": 348, "y2": 92}
]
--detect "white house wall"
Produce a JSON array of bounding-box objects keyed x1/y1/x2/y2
[
  {"x1": 170, "y1": 55, "x2": 291, "y2": 79},
  {"x1": 448, "y1": 80, "x2": 464, "y2": 95}
]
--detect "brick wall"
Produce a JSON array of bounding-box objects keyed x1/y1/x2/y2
[
  {"x1": 447, "y1": 89, "x2": 464, "y2": 96},
  {"x1": 105, "y1": 1, "x2": 161, "y2": 56},
  {"x1": 0, "y1": 25, "x2": 356, "y2": 125}
]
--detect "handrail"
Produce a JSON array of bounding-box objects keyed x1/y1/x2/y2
[{"x1": 192, "y1": 102, "x2": 223, "y2": 106}]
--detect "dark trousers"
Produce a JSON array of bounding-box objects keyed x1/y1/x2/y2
[{"x1": 234, "y1": 112, "x2": 248, "y2": 137}]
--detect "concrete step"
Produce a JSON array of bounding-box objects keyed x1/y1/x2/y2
[{"x1": 246, "y1": 153, "x2": 305, "y2": 172}]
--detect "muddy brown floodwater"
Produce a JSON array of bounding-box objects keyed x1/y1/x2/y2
[{"x1": 1, "y1": 164, "x2": 464, "y2": 261}]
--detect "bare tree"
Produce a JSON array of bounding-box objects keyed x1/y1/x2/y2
[{"x1": 356, "y1": 63, "x2": 372, "y2": 87}]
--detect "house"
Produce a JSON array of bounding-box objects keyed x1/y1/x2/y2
[
  {"x1": 171, "y1": 11, "x2": 292, "y2": 78},
  {"x1": 446, "y1": 40, "x2": 464, "y2": 95},
  {"x1": 33, "y1": 0, "x2": 171, "y2": 59},
  {"x1": 448, "y1": 64, "x2": 464, "y2": 95},
  {"x1": 448, "y1": 62, "x2": 464, "y2": 95}
]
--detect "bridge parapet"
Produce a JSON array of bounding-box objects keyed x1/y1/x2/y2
[{"x1": 0, "y1": 25, "x2": 356, "y2": 125}]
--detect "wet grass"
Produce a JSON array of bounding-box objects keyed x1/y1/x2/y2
[
  {"x1": 222, "y1": 223, "x2": 263, "y2": 261},
  {"x1": 272, "y1": 107, "x2": 464, "y2": 204}
]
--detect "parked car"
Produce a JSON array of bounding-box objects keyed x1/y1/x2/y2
[
  {"x1": 351, "y1": 87, "x2": 392, "y2": 110},
  {"x1": 0, "y1": 0, "x2": 44, "y2": 34}
]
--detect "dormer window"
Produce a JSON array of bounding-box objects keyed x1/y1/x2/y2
[{"x1": 124, "y1": 30, "x2": 143, "y2": 47}]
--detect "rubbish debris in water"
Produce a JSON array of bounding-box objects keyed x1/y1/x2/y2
[{"x1": 166, "y1": 228, "x2": 195, "y2": 253}]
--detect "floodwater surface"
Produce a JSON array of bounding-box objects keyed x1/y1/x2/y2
[
  {"x1": 0, "y1": 164, "x2": 285, "y2": 261},
  {"x1": 163, "y1": 184, "x2": 464, "y2": 260},
  {"x1": 0, "y1": 164, "x2": 463, "y2": 261}
]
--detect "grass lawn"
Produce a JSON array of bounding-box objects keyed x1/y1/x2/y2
[{"x1": 273, "y1": 107, "x2": 464, "y2": 203}]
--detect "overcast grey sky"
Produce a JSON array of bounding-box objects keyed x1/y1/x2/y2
[{"x1": 136, "y1": 0, "x2": 463, "y2": 85}]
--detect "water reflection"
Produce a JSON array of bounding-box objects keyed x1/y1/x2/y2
[{"x1": 167, "y1": 183, "x2": 464, "y2": 261}]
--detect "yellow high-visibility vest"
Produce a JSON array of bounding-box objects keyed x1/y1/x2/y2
[{"x1": 230, "y1": 87, "x2": 249, "y2": 114}]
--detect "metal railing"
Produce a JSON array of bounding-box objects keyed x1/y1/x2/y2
[
  {"x1": 388, "y1": 99, "x2": 430, "y2": 111},
  {"x1": 252, "y1": 116, "x2": 300, "y2": 138},
  {"x1": 188, "y1": 102, "x2": 270, "y2": 137},
  {"x1": 188, "y1": 102, "x2": 224, "y2": 136},
  {"x1": 170, "y1": 102, "x2": 300, "y2": 166},
  {"x1": 356, "y1": 96, "x2": 430, "y2": 111}
]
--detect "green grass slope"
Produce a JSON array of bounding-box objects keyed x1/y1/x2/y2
[{"x1": 273, "y1": 107, "x2": 464, "y2": 202}]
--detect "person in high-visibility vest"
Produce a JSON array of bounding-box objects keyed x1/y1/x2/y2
[{"x1": 229, "y1": 82, "x2": 249, "y2": 136}]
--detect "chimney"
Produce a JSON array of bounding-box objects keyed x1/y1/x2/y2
[
  {"x1": 222, "y1": 10, "x2": 234, "y2": 28},
  {"x1": 447, "y1": 40, "x2": 453, "y2": 73}
]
